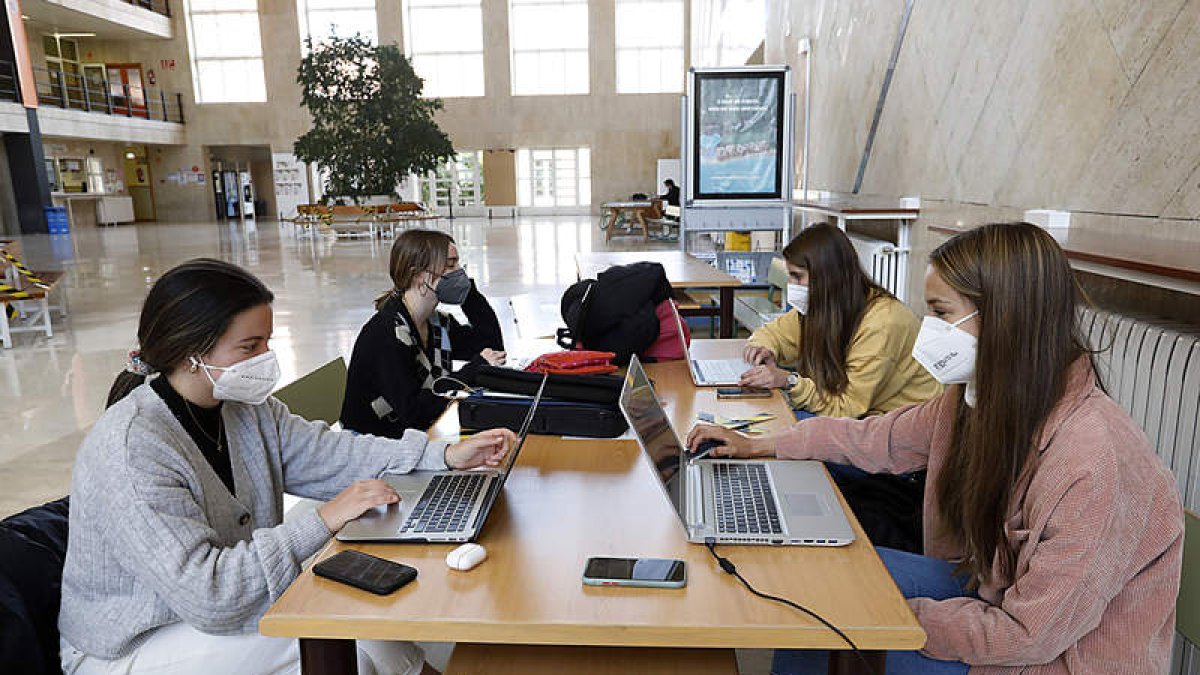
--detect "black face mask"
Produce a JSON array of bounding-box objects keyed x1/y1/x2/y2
[{"x1": 434, "y1": 268, "x2": 471, "y2": 305}]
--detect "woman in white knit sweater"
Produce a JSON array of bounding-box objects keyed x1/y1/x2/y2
[{"x1": 59, "y1": 258, "x2": 514, "y2": 675}]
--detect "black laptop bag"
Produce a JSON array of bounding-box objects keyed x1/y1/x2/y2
[{"x1": 459, "y1": 366, "x2": 628, "y2": 438}]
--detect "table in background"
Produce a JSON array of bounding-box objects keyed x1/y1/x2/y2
[
  {"x1": 601, "y1": 201, "x2": 655, "y2": 241},
  {"x1": 575, "y1": 251, "x2": 743, "y2": 338},
  {"x1": 260, "y1": 340, "x2": 925, "y2": 675}
]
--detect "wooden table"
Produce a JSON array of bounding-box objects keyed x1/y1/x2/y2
[
  {"x1": 260, "y1": 341, "x2": 925, "y2": 674},
  {"x1": 601, "y1": 201, "x2": 655, "y2": 241},
  {"x1": 575, "y1": 251, "x2": 743, "y2": 338},
  {"x1": 793, "y1": 193, "x2": 919, "y2": 302}
]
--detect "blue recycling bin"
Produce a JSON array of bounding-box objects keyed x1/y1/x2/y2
[{"x1": 44, "y1": 206, "x2": 69, "y2": 235}]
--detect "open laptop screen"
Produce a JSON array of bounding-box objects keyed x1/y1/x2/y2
[{"x1": 619, "y1": 355, "x2": 687, "y2": 529}]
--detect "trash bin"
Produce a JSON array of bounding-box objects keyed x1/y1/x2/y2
[{"x1": 44, "y1": 206, "x2": 69, "y2": 235}]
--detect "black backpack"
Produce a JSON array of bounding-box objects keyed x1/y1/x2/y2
[{"x1": 557, "y1": 261, "x2": 672, "y2": 365}]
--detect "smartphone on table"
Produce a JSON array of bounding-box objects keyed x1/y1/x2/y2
[
  {"x1": 582, "y1": 557, "x2": 687, "y2": 588},
  {"x1": 313, "y1": 550, "x2": 418, "y2": 595},
  {"x1": 716, "y1": 387, "x2": 772, "y2": 400}
]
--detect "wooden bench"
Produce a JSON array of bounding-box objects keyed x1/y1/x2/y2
[
  {"x1": 290, "y1": 204, "x2": 332, "y2": 238},
  {"x1": 445, "y1": 644, "x2": 738, "y2": 675},
  {"x1": 0, "y1": 270, "x2": 65, "y2": 349}
]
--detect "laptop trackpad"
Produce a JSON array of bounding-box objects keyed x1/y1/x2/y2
[{"x1": 783, "y1": 492, "x2": 828, "y2": 518}]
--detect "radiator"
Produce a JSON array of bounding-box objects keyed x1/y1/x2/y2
[
  {"x1": 1080, "y1": 307, "x2": 1200, "y2": 675},
  {"x1": 847, "y1": 233, "x2": 908, "y2": 302}
]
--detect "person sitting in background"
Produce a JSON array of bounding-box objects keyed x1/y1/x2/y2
[
  {"x1": 739, "y1": 223, "x2": 940, "y2": 420},
  {"x1": 341, "y1": 229, "x2": 505, "y2": 436},
  {"x1": 59, "y1": 258, "x2": 516, "y2": 675},
  {"x1": 658, "y1": 179, "x2": 681, "y2": 207},
  {"x1": 689, "y1": 222, "x2": 1184, "y2": 675}
]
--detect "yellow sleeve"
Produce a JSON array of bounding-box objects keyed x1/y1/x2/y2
[
  {"x1": 746, "y1": 310, "x2": 802, "y2": 364},
  {"x1": 785, "y1": 301, "x2": 906, "y2": 418}
]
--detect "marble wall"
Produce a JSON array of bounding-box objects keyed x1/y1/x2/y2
[{"x1": 766, "y1": 0, "x2": 1200, "y2": 315}]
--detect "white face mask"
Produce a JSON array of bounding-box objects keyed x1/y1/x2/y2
[
  {"x1": 787, "y1": 283, "x2": 809, "y2": 315},
  {"x1": 191, "y1": 351, "x2": 280, "y2": 405},
  {"x1": 911, "y1": 311, "x2": 979, "y2": 386}
]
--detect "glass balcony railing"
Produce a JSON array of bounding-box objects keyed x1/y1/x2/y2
[{"x1": 0, "y1": 61, "x2": 185, "y2": 124}]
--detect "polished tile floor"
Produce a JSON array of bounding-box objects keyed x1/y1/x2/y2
[
  {"x1": 1, "y1": 215, "x2": 681, "y2": 516},
  {"x1": 0, "y1": 216, "x2": 772, "y2": 674}
]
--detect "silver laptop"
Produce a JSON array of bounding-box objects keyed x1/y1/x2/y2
[
  {"x1": 619, "y1": 355, "x2": 854, "y2": 546},
  {"x1": 671, "y1": 303, "x2": 749, "y2": 386},
  {"x1": 337, "y1": 374, "x2": 547, "y2": 543}
]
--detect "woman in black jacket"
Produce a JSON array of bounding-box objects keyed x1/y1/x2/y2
[{"x1": 341, "y1": 229, "x2": 505, "y2": 435}]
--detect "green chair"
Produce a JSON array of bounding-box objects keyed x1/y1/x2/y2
[
  {"x1": 273, "y1": 357, "x2": 348, "y2": 425},
  {"x1": 1180, "y1": 509, "x2": 1200, "y2": 645}
]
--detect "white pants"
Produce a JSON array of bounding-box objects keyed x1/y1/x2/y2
[{"x1": 60, "y1": 622, "x2": 425, "y2": 675}]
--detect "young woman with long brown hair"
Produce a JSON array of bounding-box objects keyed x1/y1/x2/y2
[
  {"x1": 739, "y1": 223, "x2": 940, "y2": 420},
  {"x1": 688, "y1": 222, "x2": 1183, "y2": 674},
  {"x1": 60, "y1": 259, "x2": 515, "y2": 675},
  {"x1": 341, "y1": 229, "x2": 505, "y2": 435}
]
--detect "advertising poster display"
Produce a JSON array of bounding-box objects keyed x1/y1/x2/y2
[{"x1": 692, "y1": 70, "x2": 785, "y2": 200}]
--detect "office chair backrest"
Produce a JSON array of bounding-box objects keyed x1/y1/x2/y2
[{"x1": 273, "y1": 357, "x2": 348, "y2": 425}]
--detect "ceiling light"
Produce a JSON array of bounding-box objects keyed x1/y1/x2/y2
[{"x1": 53, "y1": 32, "x2": 96, "y2": 38}]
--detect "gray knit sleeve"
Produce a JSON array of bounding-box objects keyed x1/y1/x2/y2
[
  {"x1": 105, "y1": 421, "x2": 333, "y2": 635},
  {"x1": 267, "y1": 397, "x2": 448, "y2": 500}
]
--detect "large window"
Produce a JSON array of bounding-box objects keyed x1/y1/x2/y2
[
  {"x1": 517, "y1": 147, "x2": 590, "y2": 208},
  {"x1": 298, "y1": 0, "x2": 378, "y2": 48},
  {"x1": 404, "y1": 0, "x2": 484, "y2": 98},
  {"x1": 417, "y1": 152, "x2": 484, "y2": 211},
  {"x1": 185, "y1": 0, "x2": 266, "y2": 103},
  {"x1": 509, "y1": 0, "x2": 589, "y2": 96},
  {"x1": 691, "y1": 0, "x2": 765, "y2": 67},
  {"x1": 615, "y1": 0, "x2": 684, "y2": 94}
]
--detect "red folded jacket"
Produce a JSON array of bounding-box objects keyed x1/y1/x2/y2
[{"x1": 524, "y1": 350, "x2": 618, "y2": 375}]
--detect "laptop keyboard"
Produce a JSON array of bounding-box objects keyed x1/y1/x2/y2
[
  {"x1": 695, "y1": 358, "x2": 746, "y2": 383},
  {"x1": 713, "y1": 463, "x2": 783, "y2": 535},
  {"x1": 401, "y1": 473, "x2": 488, "y2": 534}
]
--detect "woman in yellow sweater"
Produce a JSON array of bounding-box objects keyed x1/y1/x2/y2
[
  {"x1": 741, "y1": 223, "x2": 942, "y2": 550},
  {"x1": 740, "y1": 223, "x2": 941, "y2": 420}
]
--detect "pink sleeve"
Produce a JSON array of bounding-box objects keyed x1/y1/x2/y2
[
  {"x1": 770, "y1": 393, "x2": 945, "y2": 474},
  {"x1": 908, "y1": 448, "x2": 1125, "y2": 665}
]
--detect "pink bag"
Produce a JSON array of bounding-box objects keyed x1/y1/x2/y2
[{"x1": 642, "y1": 300, "x2": 690, "y2": 362}]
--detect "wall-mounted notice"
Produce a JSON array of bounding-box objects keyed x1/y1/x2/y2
[{"x1": 690, "y1": 68, "x2": 787, "y2": 201}]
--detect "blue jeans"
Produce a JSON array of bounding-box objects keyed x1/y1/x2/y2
[
  {"x1": 770, "y1": 547, "x2": 971, "y2": 675},
  {"x1": 793, "y1": 409, "x2": 817, "y2": 421}
]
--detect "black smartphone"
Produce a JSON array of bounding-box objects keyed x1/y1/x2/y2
[
  {"x1": 716, "y1": 387, "x2": 772, "y2": 400},
  {"x1": 582, "y1": 557, "x2": 687, "y2": 588},
  {"x1": 312, "y1": 550, "x2": 418, "y2": 595}
]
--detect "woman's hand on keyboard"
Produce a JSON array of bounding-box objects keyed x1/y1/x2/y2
[
  {"x1": 739, "y1": 363, "x2": 789, "y2": 389},
  {"x1": 685, "y1": 424, "x2": 772, "y2": 459},
  {"x1": 446, "y1": 428, "x2": 518, "y2": 469},
  {"x1": 742, "y1": 344, "x2": 776, "y2": 366},
  {"x1": 318, "y1": 479, "x2": 401, "y2": 533}
]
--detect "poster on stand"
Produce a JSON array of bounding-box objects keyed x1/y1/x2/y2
[{"x1": 688, "y1": 67, "x2": 790, "y2": 203}]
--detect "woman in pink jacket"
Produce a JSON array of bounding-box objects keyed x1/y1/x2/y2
[{"x1": 688, "y1": 222, "x2": 1183, "y2": 674}]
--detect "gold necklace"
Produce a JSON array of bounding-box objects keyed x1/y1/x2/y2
[{"x1": 184, "y1": 401, "x2": 225, "y2": 454}]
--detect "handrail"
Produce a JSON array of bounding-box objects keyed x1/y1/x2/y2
[{"x1": 0, "y1": 61, "x2": 185, "y2": 125}]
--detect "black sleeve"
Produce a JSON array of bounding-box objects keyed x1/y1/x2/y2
[
  {"x1": 340, "y1": 316, "x2": 450, "y2": 436},
  {"x1": 448, "y1": 281, "x2": 504, "y2": 359}
]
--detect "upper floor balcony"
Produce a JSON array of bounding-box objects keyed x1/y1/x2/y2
[
  {"x1": 0, "y1": 60, "x2": 186, "y2": 144},
  {"x1": 21, "y1": 0, "x2": 172, "y2": 41}
]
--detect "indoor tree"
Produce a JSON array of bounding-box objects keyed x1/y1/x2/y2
[{"x1": 294, "y1": 34, "x2": 454, "y2": 203}]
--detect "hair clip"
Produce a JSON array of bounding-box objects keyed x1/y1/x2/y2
[{"x1": 125, "y1": 350, "x2": 155, "y2": 377}]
